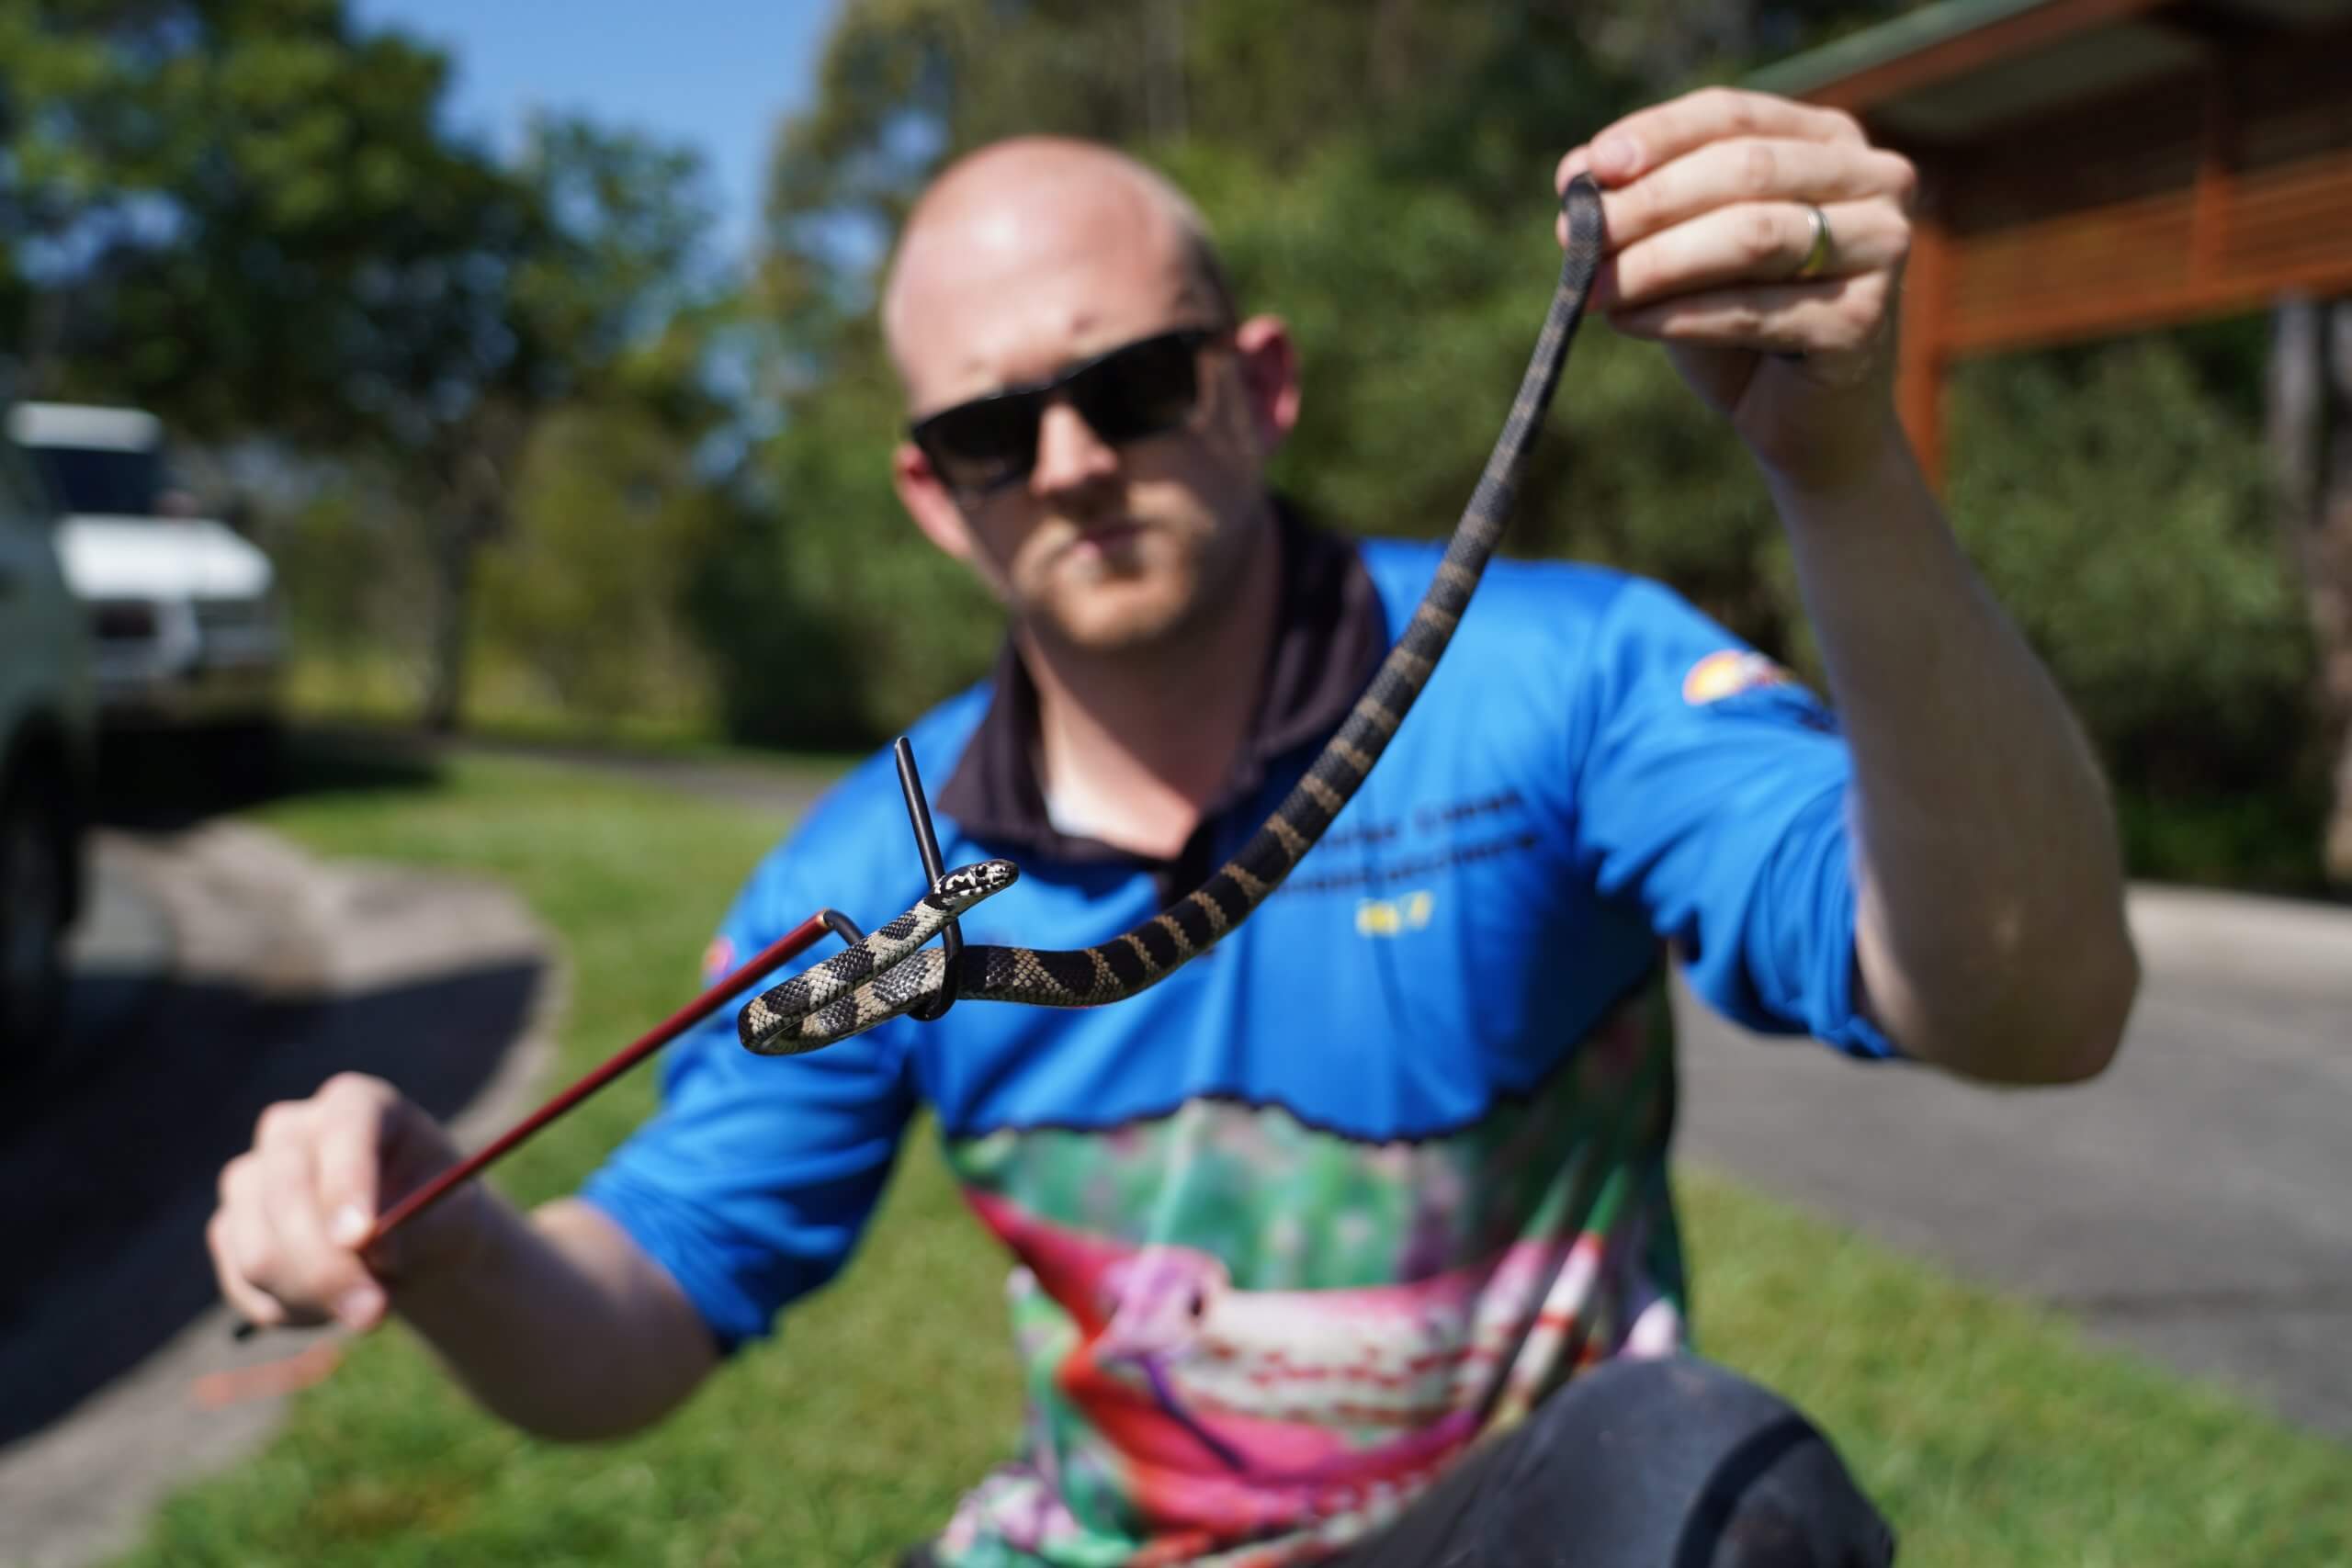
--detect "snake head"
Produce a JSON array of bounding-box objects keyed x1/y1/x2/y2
[{"x1": 924, "y1": 858, "x2": 1020, "y2": 913}]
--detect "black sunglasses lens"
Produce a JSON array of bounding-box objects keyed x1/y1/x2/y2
[
  {"x1": 921, "y1": 393, "x2": 1042, "y2": 490},
  {"x1": 916, "y1": 331, "x2": 1208, "y2": 493},
  {"x1": 1069, "y1": 333, "x2": 1201, "y2": 444}
]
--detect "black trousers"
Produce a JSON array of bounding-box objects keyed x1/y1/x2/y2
[
  {"x1": 906, "y1": 1357, "x2": 1894, "y2": 1567},
  {"x1": 1324, "y1": 1356, "x2": 1895, "y2": 1567}
]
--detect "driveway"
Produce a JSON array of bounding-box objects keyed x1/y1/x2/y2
[
  {"x1": 0, "y1": 824, "x2": 556, "y2": 1568},
  {"x1": 1674, "y1": 886, "x2": 2352, "y2": 1443}
]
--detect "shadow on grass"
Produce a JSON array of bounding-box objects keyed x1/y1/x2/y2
[
  {"x1": 91, "y1": 723, "x2": 447, "y2": 833},
  {"x1": 0, "y1": 953, "x2": 539, "y2": 1450}
]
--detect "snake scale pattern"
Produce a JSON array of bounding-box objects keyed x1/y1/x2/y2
[{"x1": 740, "y1": 175, "x2": 1607, "y2": 1055}]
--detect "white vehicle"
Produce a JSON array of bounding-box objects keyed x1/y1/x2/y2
[
  {"x1": 0, "y1": 423, "x2": 92, "y2": 1066},
  {"x1": 7, "y1": 403, "x2": 282, "y2": 737}
]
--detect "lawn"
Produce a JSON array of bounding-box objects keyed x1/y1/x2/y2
[{"x1": 111, "y1": 749, "x2": 2352, "y2": 1567}]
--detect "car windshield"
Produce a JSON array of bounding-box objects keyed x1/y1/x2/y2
[{"x1": 28, "y1": 444, "x2": 163, "y2": 516}]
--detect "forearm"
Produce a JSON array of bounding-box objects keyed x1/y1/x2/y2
[
  {"x1": 390, "y1": 1195, "x2": 718, "y2": 1440},
  {"x1": 1770, "y1": 423, "x2": 2137, "y2": 1081}
]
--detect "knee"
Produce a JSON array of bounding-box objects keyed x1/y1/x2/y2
[
  {"x1": 1698, "y1": 1434, "x2": 1899, "y2": 1568},
  {"x1": 1523, "y1": 1354, "x2": 1809, "y2": 1463},
  {"x1": 1514, "y1": 1357, "x2": 1895, "y2": 1568}
]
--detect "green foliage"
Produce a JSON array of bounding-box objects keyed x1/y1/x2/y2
[
  {"x1": 0, "y1": 2, "x2": 722, "y2": 446},
  {"x1": 4, "y1": 1, "x2": 735, "y2": 734},
  {"x1": 688, "y1": 322, "x2": 1000, "y2": 748},
  {"x1": 1182, "y1": 140, "x2": 1787, "y2": 646},
  {"x1": 1939, "y1": 336, "x2": 2329, "y2": 889},
  {"x1": 0, "y1": 0, "x2": 525, "y2": 446},
  {"x1": 1948, "y1": 343, "x2": 2309, "y2": 763},
  {"x1": 719, "y1": 0, "x2": 2328, "y2": 890},
  {"x1": 269, "y1": 481, "x2": 414, "y2": 663},
  {"x1": 16, "y1": 0, "x2": 2324, "y2": 882},
  {"x1": 733, "y1": 0, "x2": 1828, "y2": 739},
  {"x1": 470, "y1": 403, "x2": 727, "y2": 723}
]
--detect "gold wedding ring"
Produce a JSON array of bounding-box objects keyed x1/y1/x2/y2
[{"x1": 1793, "y1": 203, "x2": 1834, "y2": 281}]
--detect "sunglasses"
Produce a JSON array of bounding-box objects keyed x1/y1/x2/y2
[{"x1": 910, "y1": 326, "x2": 1226, "y2": 496}]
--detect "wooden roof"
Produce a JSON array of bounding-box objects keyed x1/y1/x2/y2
[
  {"x1": 1754, "y1": 0, "x2": 2352, "y2": 144},
  {"x1": 1749, "y1": 0, "x2": 2352, "y2": 480}
]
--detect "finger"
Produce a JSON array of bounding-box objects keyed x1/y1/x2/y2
[
  {"x1": 1608, "y1": 274, "x2": 1891, "y2": 357},
  {"x1": 209, "y1": 1213, "x2": 286, "y2": 1330},
  {"x1": 1600, "y1": 198, "x2": 1902, "y2": 310},
  {"x1": 209, "y1": 1167, "x2": 290, "y2": 1330},
  {"x1": 313, "y1": 1074, "x2": 396, "y2": 1251},
  {"x1": 256, "y1": 1132, "x2": 384, "y2": 1331},
  {"x1": 1595, "y1": 139, "x2": 1915, "y2": 252},
  {"x1": 219, "y1": 1154, "x2": 322, "y2": 1328},
  {"x1": 1558, "y1": 86, "x2": 1866, "y2": 192}
]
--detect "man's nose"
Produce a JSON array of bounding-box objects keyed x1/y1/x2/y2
[{"x1": 1028, "y1": 399, "x2": 1122, "y2": 499}]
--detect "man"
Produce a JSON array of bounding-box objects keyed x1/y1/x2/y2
[{"x1": 209, "y1": 88, "x2": 2138, "y2": 1566}]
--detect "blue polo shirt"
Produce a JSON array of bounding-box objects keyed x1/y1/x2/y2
[{"x1": 582, "y1": 513, "x2": 1895, "y2": 1567}]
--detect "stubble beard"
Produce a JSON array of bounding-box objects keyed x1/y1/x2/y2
[{"x1": 1021, "y1": 507, "x2": 1260, "y2": 667}]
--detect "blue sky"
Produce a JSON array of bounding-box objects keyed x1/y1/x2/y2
[{"x1": 349, "y1": 0, "x2": 842, "y2": 265}]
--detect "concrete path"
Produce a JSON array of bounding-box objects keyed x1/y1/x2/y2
[
  {"x1": 0, "y1": 825, "x2": 558, "y2": 1568},
  {"x1": 1675, "y1": 886, "x2": 2352, "y2": 1442}
]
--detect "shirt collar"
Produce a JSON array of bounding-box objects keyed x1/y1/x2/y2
[{"x1": 935, "y1": 501, "x2": 1386, "y2": 864}]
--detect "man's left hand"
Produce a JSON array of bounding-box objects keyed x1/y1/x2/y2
[{"x1": 1556, "y1": 87, "x2": 1918, "y2": 495}]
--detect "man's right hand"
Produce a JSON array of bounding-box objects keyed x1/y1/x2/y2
[{"x1": 208, "y1": 1072, "x2": 487, "y2": 1333}]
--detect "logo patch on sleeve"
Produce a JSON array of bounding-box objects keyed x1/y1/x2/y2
[
  {"x1": 1682, "y1": 649, "x2": 1791, "y2": 705},
  {"x1": 701, "y1": 935, "x2": 738, "y2": 980}
]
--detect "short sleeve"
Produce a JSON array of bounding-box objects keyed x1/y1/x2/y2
[
  {"x1": 579, "y1": 835, "x2": 921, "y2": 1352},
  {"x1": 1569, "y1": 578, "x2": 1898, "y2": 1060}
]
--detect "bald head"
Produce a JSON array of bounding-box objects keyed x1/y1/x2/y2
[
  {"x1": 880, "y1": 137, "x2": 1303, "y2": 663},
  {"x1": 881, "y1": 138, "x2": 1235, "y2": 412}
]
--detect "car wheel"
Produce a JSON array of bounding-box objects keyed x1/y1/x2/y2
[{"x1": 0, "y1": 762, "x2": 74, "y2": 1072}]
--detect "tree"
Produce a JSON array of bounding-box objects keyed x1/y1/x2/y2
[
  {"x1": 741, "y1": 0, "x2": 1705, "y2": 740},
  {"x1": 472, "y1": 400, "x2": 728, "y2": 724},
  {"x1": 2, "y1": 1, "x2": 726, "y2": 731},
  {"x1": 402, "y1": 114, "x2": 724, "y2": 730},
  {"x1": 1, "y1": 0, "x2": 526, "y2": 445},
  {"x1": 744, "y1": 0, "x2": 2326, "y2": 887}
]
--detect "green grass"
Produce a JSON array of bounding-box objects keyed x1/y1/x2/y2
[{"x1": 110, "y1": 753, "x2": 2351, "y2": 1567}]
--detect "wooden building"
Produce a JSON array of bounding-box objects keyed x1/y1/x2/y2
[{"x1": 1751, "y1": 0, "x2": 2352, "y2": 486}]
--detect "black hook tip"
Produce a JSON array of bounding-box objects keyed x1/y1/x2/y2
[{"x1": 891, "y1": 738, "x2": 962, "y2": 1021}]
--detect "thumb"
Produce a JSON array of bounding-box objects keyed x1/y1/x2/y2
[{"x1": 313, "y1": 1077, "x2": 400, "y2": 1257}]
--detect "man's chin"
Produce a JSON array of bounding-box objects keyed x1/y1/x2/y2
[{"x1": 1035, "y1": 582, "x2": 1198, "y2": 655}]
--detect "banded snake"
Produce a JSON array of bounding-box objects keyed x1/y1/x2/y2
[{"x1": 740, "y1": 175, "x2": 1606, "y2": 1055}]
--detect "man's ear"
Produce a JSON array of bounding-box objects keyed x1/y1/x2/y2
[
  {"x1": 893, "y1": 440, "x2": 976, "y2": 564},
  {"x1": 1231, "y1": 314, "x2": 1300, "y2": 457}
]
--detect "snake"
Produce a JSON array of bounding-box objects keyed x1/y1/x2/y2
[{"x1": 740, "y1": 175, "x2": 1607, "y2": 1055}]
